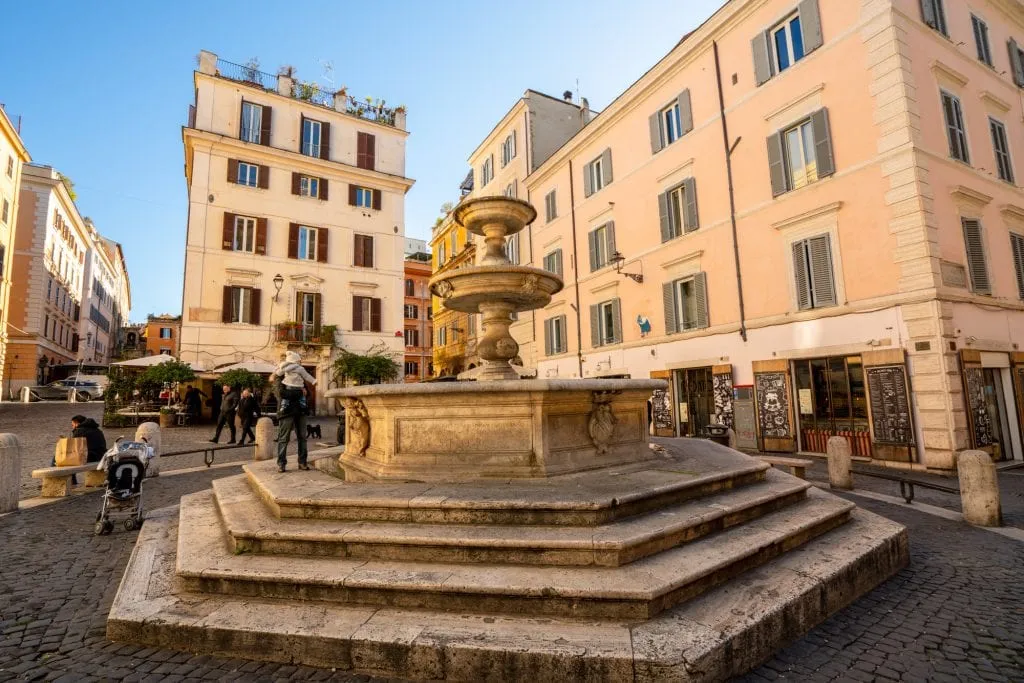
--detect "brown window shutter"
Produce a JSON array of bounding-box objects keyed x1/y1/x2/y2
[
  {"x1": 348, "y1": 184, "x2": 358, "y2": 206},
  {"x1": 227, "y1": 159, "x2": 239, "y2": 183},
  {"x1": 222, "y1": 213, "x2": 235, "y2": 250},
  {"x1": 364, "y1": 235, "x2": 374, "y2": 268},
  {"x1": 370, "y1": 297, "x2": 382, "y2": 332},
  {"x1": 288, "y1": 223, "x2": 299, "y2": 259},
  {"x1": 257, "y1": 165, "x2": 270, "y2": 189},
  {"x1": 316, "y1": 227, "x2": 328, "y2": 263},
  {"x1": 291, "y1": 172, "x2": 301, "y2": 195},
  {"x1": 372, "y1": 189, "x2": 382, "y2": 210},
  {"x1": 366, "y1": 133, "x2": 376, "y2": 169},
  {"x1": 238, "y1": 100, "x2": 246, "y2": 139},
  {"x1": 354, "y1": 235, "x2": 363, "y2": 267},
  {"x1": 312, "y1": 293, "x2": 322, "y2": 333},
  {"x1": 320, "y1": 121, "x2": 331, "y2": 160},
  {"x1": 222, "y1": 286, "x2": 233, "y2": 323},
  {"x1": 353, "y1": 296, "x2": 364, "y2": 330},
  {"x1": 260, "y1": 105, "x2": 272, "y2": 146},
  {"x1": 299, "y1": 114, "x2": 305, "y2": 153},
  {"x1": 356, "y1": 133, "x2": 367, "y2": 168},
  {"x1": 255, "y1": 218, "x2": 268, "y2": 255},
  {"x1": 320, "y1": 178, "x2": 329, "y2": 200},
  {"x1": 250, "y1": 288, "x2": 262, "y2": 325}
]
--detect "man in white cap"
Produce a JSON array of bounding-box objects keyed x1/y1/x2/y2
[{"x1": 272, "y1": 351, "x2": 317, "y2": 472}]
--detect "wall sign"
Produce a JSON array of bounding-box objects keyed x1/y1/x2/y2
[
  {"x1": 963, "y1": 366, "x2": 995, "y2": 447},
  {"x1": 712, "y1": 373, "x2": 734, "y2": 429},
  {"x1": 865, "y1": 365, "x2": 914, "y2": 446},
  {"x1": 754, "y1": 372, "x2": 791, "y2": 439},
  {"x1": 651, "y1": 388, "x2": 673, "y2": 430}
]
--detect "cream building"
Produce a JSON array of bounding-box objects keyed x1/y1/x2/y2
[
  {"x1": 3, "y1": 164, "x2": 90, "y2": 395},
  {"x1": 518, "y1": 0, "x2": 1024, "y2": 472},
  {"x1": 0, "y1": 105, "x2": 31, "y2": 396},
  {"x1": 101, "y1": 236, "x2": 132, "y2": 358},
  {"x1": 180, "y1": 51, "x2": 414, "y2": 411},
  {"x1": 78, "y1": 220, "x2": 121, "y2": 364}
]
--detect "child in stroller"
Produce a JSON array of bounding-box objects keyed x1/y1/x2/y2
[{"x1": 94, "y1": 438, "x2": 153, "y2": 535}]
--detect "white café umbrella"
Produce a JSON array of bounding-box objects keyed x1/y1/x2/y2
[
  {"x1": 216, "y1": 359, "x2": 277, "y2": 374},
  {"x1": 112, "y1": 355, "x2": 208, "y2": 371}
]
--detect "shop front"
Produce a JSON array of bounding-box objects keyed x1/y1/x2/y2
[
  {"x1": 962, "y1": 350, "x2": 1022, "y2": 462},
  {"x1": 792, "y1": 355, "x2": 871, "y2": 457}
]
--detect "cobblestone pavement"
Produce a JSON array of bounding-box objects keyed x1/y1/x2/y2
[
  {"x1": 2, "y1": 459, "x2": 1022, "y2": 681},
  {"x1": 0, "y1": 402, "x2": 339, "y2": 500}
]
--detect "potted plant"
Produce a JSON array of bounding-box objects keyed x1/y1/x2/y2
[{"x1": 159, "y1": 406, "x2": 176, "y2": 429}]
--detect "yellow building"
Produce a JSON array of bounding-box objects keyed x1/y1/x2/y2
[
  {"x1": 0, "y1": 105, "x2": 31, "y2": 397},
  {"x1": 430, "y1": 211, "x2": 478, "y2": 376}
]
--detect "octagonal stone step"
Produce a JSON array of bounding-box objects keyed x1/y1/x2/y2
[
  {"x1": 176, "y1": 486, "x2": 854, "y2": 620},
  {"x1": 212, "y1": 470, "x2": 812, "y2": 567}
]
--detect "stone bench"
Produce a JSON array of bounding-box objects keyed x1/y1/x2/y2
[
  {"x1": 31, "y1": 464, "x2": 105, "y2": 497},
  {"x1": 758, "y1": 455, "x2": 814, "y2": 479}
]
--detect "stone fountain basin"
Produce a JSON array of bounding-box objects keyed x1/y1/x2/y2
[{"x1": 430, "y1": 265, "x2": 564, "y2": 314}]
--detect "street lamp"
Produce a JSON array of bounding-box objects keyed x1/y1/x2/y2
[
  {"x1": 272, "y1": 274, "x2": 284, "y2": 302},
  {"x1": 609, "y1": 251, "x2": 643, "y2": 284}
]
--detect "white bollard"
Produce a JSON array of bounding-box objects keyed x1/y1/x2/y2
[
  {"x1": 135, "y1": 422, "x2": 162, "y2": 477},
  {"x1": 826, "y1": 436, "x2": 853, "y2": 490},
  {"x1": 0, "y1": 433, "x2": 22, "y2": 513},
  {"x1": 957, "y1": 450, "x2": 1002, "y2": 527},
  {"x1": 254, "y1": 417, "x2": 275, "y2": 461}
]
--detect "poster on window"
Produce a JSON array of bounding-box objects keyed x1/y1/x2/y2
[
  {"x1": 865, "y1": 365, "x2": 914, "y2": 446},
  {"x1": 964, "y1": 366, "x2": 995, "y2": 448},
  {"x1": 754, "y1": 372, "x2": 791, "y2": 439},
  {"x1": 712, "y1": 373, "x2": 734, "y2": 429},
  {"x1": 651, "y1": 388, "x2": 673, "y2": 431}
]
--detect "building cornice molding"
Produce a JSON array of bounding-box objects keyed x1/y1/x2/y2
[
  {"x1": 762, "y1": 83, "x2": 827, "y2": 122},
  {"x1": 980, "y1": 90, "x2": 1012, "y2": 113},
  {"x1": 949, "y1": 185, "x2": 993, "y2": 210},
  {"x1": 930, "y1": 60, "x2": 968, "y2": 88},
  {"x1": 0, "y1": 108, "x2": 30, "y2": 161},
  {"x1": 999, "y1": 203, "x2": 1024, "y2": 225},
  {"x1": 659, "y1": 249, "x2": 704, "y2": 270},
  {"x1": 771, "y1": 201, "x2": 844, "y2": 232}
]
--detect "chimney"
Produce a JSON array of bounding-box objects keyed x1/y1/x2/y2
[
  {"x1": 580, "y1": 97, "x2": 591, "y2": 123},
  {"x1": 563, "y1": 90, "x2": 573, "y2": 102}
]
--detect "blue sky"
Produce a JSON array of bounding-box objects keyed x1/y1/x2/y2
[{"x1": 1, "y1": 0, "x2": 722, "y2": 322}]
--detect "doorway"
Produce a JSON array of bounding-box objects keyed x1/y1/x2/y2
[
  {"x1": 674, "y1": 367, "x2": 713, "y2": 438},
  {"x1": 980, "y1": 368, "x2": 1010, "y2": 461},
  {"x1": 793, "y1": 356, "x2": 871, "y2": 456}
]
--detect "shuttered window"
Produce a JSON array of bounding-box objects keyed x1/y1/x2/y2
[
  {"x1": 506, "y1": 233, "x2": 520, "y2": 265},
  {"x1": 1010, "y1": 39, "x2": 1024, "y2": 87},
  {"x1": 589, "y1": 299, "x2": 622, "y2": 347},
  {"x1": 649, "y1": 90, "x2": 693, "y2": 154},
  {"x1": 222, "y1": 286, "x2": 261, "y2": 324},
  {"x1": 588, "y1": 222, "x2": 615, "y2": 272},
  {"x1": 990, "y1": 118, "x2": 1015, "y2": 184},
  {"x1": 352, "y1": 295, "x2": 382, "y2": 332},
  {"x1": 752, "y1": 0, "x2": 823, "y2": 86},
  {"x1": 1011, "y1": 234, "x2": 1024, "y2": 299},
  {"x1": 543, "y1": 249, "x2": 563, "y2": 277},
  {"x1": 544, "y1": 190, "x2": 557, "y2": 222},
  {"x1": 239, "y1": 101, "x2": 268, "y2": 144},
  {"x1": 662, "y1": 273, "x2": 709, "y2": 333},
  {"x1": 972, "y1": 15, "x2": 993, "y2": 66},
  {"x1": 920, "y1": 0, "x2": 948, "y2": 37},
  {"x1": 941, "y1": 91, "x2": 970, "y2": 164},
  {"x1": 658, "y1": 178, "x2": 699, "y2": 242},
  {"x1": 767, "y1": 108, "x2": 834, "y2": 197},
  {"x1": 501, "y1": 130, "x2": 517, "y2": 167},
  {"x1": 961, "y1": 219, "x2": 990, "y2": 295},
  {"x1": 792, "y1": 235, "x2": 837, "y2": 310},
  {"x1": 301, "y1": 118, "x2": 322, "y2": 158},
  {"x1": 480, "y1": 155, "x2": 494, "y2": 186},
  {"x1": 583, "y1": 149, "x2": 613, "y2": 197},
  {"x1": 544, "y1": 315, "x2": 567, "y2": 356},
  {"x1": 356, "y1": 132, "x2": 376, "y2": 170},
  {"x1": 354, "y1": 234, "x2": 374, "y2": 268}
]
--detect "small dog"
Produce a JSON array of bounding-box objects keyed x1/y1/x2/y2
[{"x1": 306, "y1": 424, "x2": 322, "y2": 439}]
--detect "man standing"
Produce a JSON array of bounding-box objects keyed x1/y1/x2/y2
[
  {"x1": 273, "y1": 352, "x2": 316, "y2": 472},
  {"x1": 237, "y1": 388, "x2": 259, "y2": 445},
  {"x1": 209, "y1": 384, "x2": 239, "y2": 444}
]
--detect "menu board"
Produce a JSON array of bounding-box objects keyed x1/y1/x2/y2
[
  {"x1": 866, "y1": 365, "x2": 914, "y2": 446},
  {"x1": 963, "y1": 366, "x2": 995, "y2": 447},
  {"x1": 712, "y1": 373, "x2": 734, "y2": 430},
  {"x1": 651, "y1": 388, "x2": 673, "y2": 431},
  {"x1": 754, "y1": 372, "x2": 791, "y2": 439}
]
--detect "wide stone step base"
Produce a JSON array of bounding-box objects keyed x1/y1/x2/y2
[
  {"x1": 214, "y1": 471, "x2": 812, "y2": 567},
  {"x1": 177, "y1": 484, "x2": 854, "y2": 620},
  {"x1": 109, "y1": 503, "x2": 908, "y2": 682}
]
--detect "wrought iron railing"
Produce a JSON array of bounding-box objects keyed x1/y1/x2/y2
[
  {"x1": 214, "y1": 59, "x2": 278, "y2": 91},
  {"x1": 275, "y1": 324, "x2": 336, "y2": 345}
]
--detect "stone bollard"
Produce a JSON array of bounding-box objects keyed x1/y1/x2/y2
[
  {"x1": 0, "y1": 434, "x2": 22, "y2": 513},
  {"x1": 254, "y1": 417, "x2": 275, "y2": 461},
  {"x1": 957, "y1": 450, "x2": 1002, "y2": 527},
  {"x1": 826, "y1": 436, "x2": 853, "y2": 490},
  {"x1": 135, "y1": 422, "x2": 162, "y2": 478},
  {"x1": 726, "y1": 428, "x2": 737, "y2": 450}
]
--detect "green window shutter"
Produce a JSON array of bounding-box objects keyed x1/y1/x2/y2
[
  {"x1": 962, "y1": 219, "x2": 991, "y2": 294},
  {"x1": 752, "y1": 31, "x2": 773, "y2": 86},
  {"x1": 793, "y1": 241, "x2": 812, "y2": 310},
  {"x1": 683, "y1": 177, "x2": 699, "y2": 232},
  {"x1": 601, "y1": 148, "x2": 613, "y2": 185},
  {"x1": 589, "y1": 304, "x2": 600, "y2": 347},
  {"x1": 663, "y1": 282, "x2": 677, "y2": 334},
  {"x1": 649, "y1": 112, "x2": 663, "y2": 154},
  {"x1": 588, "y1": 230, "x2": 599, "y2": 272},
  {"x1": 694, "y1": 272, "x2": 709, "y2": 329},
  {"x1": 1009, "y1": 39, "x2": 1024, "y2": 87},
  {"x1": 658, "y1": 191, "x2": 672, "y2": 243},
  {"x1": 1011, "y1": 234, "x2": 1024, "y2": 299},
  {"x1": 678, "y1": 89, "x2": 693, "y2": 135},
  {"x1": 611, "y1": 298, "x2": 622, "y2": 344},
  {"x1": 810, "y1": 108, "x2": 835, "y2": 178},
  {"x1": 583, "y1": 161, "x2": 593, "y2": 197},
  {"x1": 799, "y1": 0, "x2": 823, "y2": 53},
  {"x1": 767, "y1": 132, "x2": 788, "y2": 197},
  {"x1": 808, "y1": 235, "x2": 837, "y2": 307}
]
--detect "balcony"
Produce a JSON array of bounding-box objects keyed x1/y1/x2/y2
[{"x1": 274, "y1": 323, "x2": 337, "y2": 346}]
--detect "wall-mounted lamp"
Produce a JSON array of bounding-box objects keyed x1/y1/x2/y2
[
  {"x1": 272, "y1": 273, "x2": 284, "y2": 302},
  {"x1": 609, "y1": 251, "x2": 643, "y2": 283}
]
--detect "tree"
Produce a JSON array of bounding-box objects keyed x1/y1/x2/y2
[
  {"x1": 332, "y1": 343, "x2": 400, "y2": 386},
  {"x1": 57, "y1": 173, "x2": 77, "y2": 201},
  {"x1": 219, "y1": 368, "x2": 267, "y2": 392},
  {"x1": 140, "y1": 359, "x2": 196, "y2": 387}
]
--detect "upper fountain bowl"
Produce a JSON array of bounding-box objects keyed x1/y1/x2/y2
[{"x1": 454, "y1": 196, "x2": 536, "y2": 239}]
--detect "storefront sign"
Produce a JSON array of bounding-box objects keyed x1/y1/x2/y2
[
  {"x1": 865, "y1": 365, "x2": 914, "y2": 446},
  {"x1": 754, "y1": 372, "x2": 791, "y2": 439}
]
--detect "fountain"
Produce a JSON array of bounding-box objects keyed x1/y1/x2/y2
[{"x1": 107, "y1": 197, "x2": 908, "y2": 681}]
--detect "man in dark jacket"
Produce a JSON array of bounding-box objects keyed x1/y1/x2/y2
[
  {"x1": 209, "y1": 384, "x2": 239, "y2": 444},
  {"x1": 71, "y1": 415, "x2": 107, "y2": 463},
  {"x1": 237, "y1": 388, "x2": 259, "y2": 445}
]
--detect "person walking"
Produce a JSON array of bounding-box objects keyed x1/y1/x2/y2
[
  {"x1": 209, "y1": 384, "x2": 239, "y2": 444},
  {"x1": 237, "y1": 388, "x2": 259, "y2": 445},
  {"x1": 184, "y1": 385, "x2": 207, "y2": 421},
  {"x1": 273, "y1": 352, "x2": 317, "y2": 472}
]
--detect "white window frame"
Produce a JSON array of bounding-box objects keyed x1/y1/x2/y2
[
  {"x1": 662, "y1": 102, "x2": 682, "y2": 145},
  {"x1": 230, "y1": 287, "x2": 252, "y2": 324},
  {"x1": 404, "y1": 328, "x2": 418, "y2": 347},
  {"x1": 771, "y1": 11, "x2": 805, "y2": 73},
  {"x1": 783, "y1": 119, "x2": 818, "y2": 190},
  {"x1": 941, "y1": 90, "x2": 970, "y2": 164},
  {"x1": 506, "y1": 234, "x2": 520, "y2": 265},
  {"x1": 237, "y1": 162, "x2": 258, "y2": 187},
  {"x1": 240, "y1": 102, "x2": 262, "y2": 143},
  {"x1": 233, "y1": 216, "x2": 256, "y2": 253},
  {"x1": 589, "y1": 157, "x2": 604, "y2": 193},
  {"x1": 481, "y1": 157, "x2": 493, "y2": 186},
  {"x1": 545, "y1": 190, "x2": 557, "y2": 222},
  {"x1": 437, "y1": 241, "x2": 446, "y2": 265},
  {"x1": 437, "y1": 326, "x2": 447, "y2": 346},
  {"x1": 404, "y1": 304, "x2": 418, "y2": 319},
  {"x1": 1, "y1": 197, "x2": 8, "y2": 225},
  {"x1": 299, "y1": 176, "x2": 320, "y2": 198},
  {"x1": 598, "y1": 301, "x2": 616, "y2": 346},
  {"x1": 592, "y1": 224, "x2": 611, "y2": 269},
  {"x1": 504, "y1": 183, "x2": 515, "y2": 198},
  {"x1": 501, "y1": 134, "x2": 516, "y2": 166},
  {"x1": 675, "y1": 277, "x2": 700, "y2": 331},
  {"x1": 297, "y1": 226, "x2": 318, "y2": 260},
  {"x1": 990, "y1": 117, "x2": 1015, "y2": 184},
  {"x1": 302, "y1": 119, "x2": 322, "y2": 158},
  {"x1": 667, "y1": 184, "x2": 687, "y2": 239},
  {"x1": 355, "y1": 187, "x2": 373, "y2": 208},
  {"x1": 159, "y1": 328, "x2": 172, "y2": 339},
  {"x1": 548, "y1": 316, "x2": 566, "y2": 355},
  {"x1": 405, "y1": 361, "x2": 418, "y2": 376},
  {"x1": 543, "y1": 249, "x2": 563, "y2": 277}
]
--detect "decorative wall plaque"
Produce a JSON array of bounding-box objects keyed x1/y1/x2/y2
[
  {"x1": 865, "y1": 365, "x2": 914, "y2": 446},
  {"x1": 754, "y1": 372, "x2": 791, "y2": 439}
]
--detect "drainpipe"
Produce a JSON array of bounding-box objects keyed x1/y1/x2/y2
[
  {"x1": 713, "y1": 40, "x2": 747, "y2": 342},
  {"x1": 568, "y1": 160, "x2": 584, "y2": 377}
]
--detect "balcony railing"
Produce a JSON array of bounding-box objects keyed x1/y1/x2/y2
[
  {"x1": 215, "y1": 59, "x2": 278, "y2": 90},
  {"x1": 274, "y1": 323, "x2": 336, "y2": 346}
]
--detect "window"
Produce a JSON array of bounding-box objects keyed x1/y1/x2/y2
[
  {"x1": 768, "y1": 108, "x2": 834, "y2": 196},
  {"x1": 5, "y1": 156, "x2": 12, "y2": 177},
  {"x1": 467, "y1": 313, "x2": 476, "y2": 336},
  {"x1": 450, "y1": 231, "x2": 458, "y2": 258},
  {"x1": 297, "y1": 226, "x2": 318, "y2": 260},
  {"x1": 0, "y1": 244, "x2": 4, "y2": 280},
  {"x1": 300, "y1": 176, "x2": 320, "y2": 198},
  {"x1": 354, "y1": 234, "x2": 374, "y2": 268},
  {"x1": 405, "y1": 279, "x2": 415, "y2": 296},
  {"x1": 405, "y1": 328, "x2": 419, "y2": 347},
  {"x1": 503, "y1": 182, "x2": 516, "y2": 198},
  {"x1": 437, "y1": 326, "x2": 447, "y2": 346},
  {"x1": 225, "y1": 286, "x2": 259, "y2": 324},
  {"x1": 356, "y1": 132, "x2": 375, "y2": 170},
  {"x1": 232, "y1": 216, "x2": 256, "y2": 253},
  {"x1": 990, "y1": 118, "x2": 1014, "y2": 184},
  {"x1": 588, "y1": 221, "x2": 616, "y2": 272},
  {"x1": 1011, "y1": 233, "x2": 1024, "y2": 299},
  {"x1": 301, "y1": 118, "x2": 322, "y2": 158},
  {"x1": 659, "y1": 178, "x2": 699, "y2": 242},
  {"x1": 962, "y1": 219, "x2": 990, "y2": 294},
  {"x1": 590, "y1": 299, "x2": 622, "y2": 347},
  {"x1": 545, "y1": 190, "x2": 557, "y2": 222},
  {"x1": 543, "y1": 249, "x2": 563, "y2": 277},
  {"x1": 348, "y1": 185, "x2": 380, "y2": 210},
  {"x1": 772, "y1": 13, "x2": 805, "y2": 73},
  {"x1": 583, "y1": 149, "x2": 612, "y2": 197},
  {"x1": 792, "y1": 235, "x2": 837, "y2": 310},
  {"x1": 355, "y1": 187, "x2": 373, "y2": 208},
  {"x1": 237, "y1": 162, "x2": 258, "y2": 187},
  {"x1": 480, "y1": 155, "x2": 494, "y2": 186},
  {"x1": 240, "y1": 101, "x2": 263, "y2": 143},
  {"x1": 941, "y1": 92, "x2": 969, "y2": 164},
  {"x1": 437, "y1": 241, "x2": 446, "y2": 265},
  {"x1": 544, "y1": 315, "x2": 567, "y2": 356},
  {"x1": 296, "y1": 292, "x2": 320, "y2": 338},
  {"x1": 404, "y1": 304, "x2": 419, "y2": 319},
  {"x1": 352, "y1": 295, "x2": 382, "y2": 332},
  {"x1": 921, "y1": 0, "x2": 947, "y2": 37},
  {"x1": 405, "y1": 361, "x2": 419, "y2": 376},
  {"x1": 159, "y1": 328, "x2": 172, "y2": 339},
  {"x1": 663, "y1": 273, "x2": 708, "y2": 333},
  {"x1": 1011, "y1": 39, "x2": 1024, "y2": 87},
  {"x1": 972, "y1": 15, "x2": 992, "y2": 66},
  {"x1": 501, "y1": 131, "x2": 517, "y2": 167},
  {"x1": 752, "y1": 1, "x2": 822, "y2": 86},
  {"x1": 589, "y1": 157, "x2": 603, "y2": 193},
  {"x1": 1, "y1": 198, "x2": 8, "y2": 225},
  {"x1": 506, "y1": 234, "x2": 520, "y2": 265}
]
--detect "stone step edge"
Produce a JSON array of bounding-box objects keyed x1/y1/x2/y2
[
  {"x1": 176, "y1": 489, "x2": 854, "y2": 620},
  {"x1": 212, "y1": 472, "x2": 811, "y2": 567},
  {"x1": 108, "y1": 504, "x2": 908, "y2": 682}
]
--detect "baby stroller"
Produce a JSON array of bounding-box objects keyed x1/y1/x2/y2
[{"x1": 94, "y1": 438, "x2": 153, "y2": 535}]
